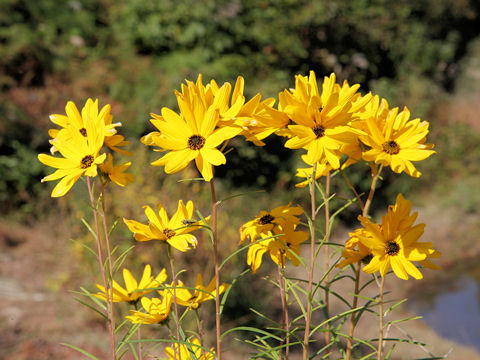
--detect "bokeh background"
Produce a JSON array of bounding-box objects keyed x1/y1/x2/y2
[{"x1": 1, "y1": 0, "x2": 480, "y2": 359}]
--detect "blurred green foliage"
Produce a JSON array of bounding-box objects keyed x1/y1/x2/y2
[{"x1": 1, "y1": 0, "x2": 480, "y2": 217}]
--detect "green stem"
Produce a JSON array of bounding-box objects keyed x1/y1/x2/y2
[
  {"x1": 277, "y1": 263, "x2": 289, "y2": 360},
  {"x1": 167, "y1": 245, "x2": 181, "y2": 359},
  {"x1": 324, "y1": 172, "x2": 331, "y2": 347},
  {"x1": 377, "y1": 276, "x2": 385, "y2": 360}
]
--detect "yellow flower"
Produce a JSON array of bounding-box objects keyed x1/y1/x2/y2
[
  {"x1": 280, "y1": 71, "x2": 371, "y2": 168},
  {"x1": 247, "y1": 223, "x2": 308, "y2": 274},
  {"x1": 144, "y1": 76, "x2": 242, "y2": 181},
  {"x1": 165, "y1": 337, "x2": 215, "y2": 360},
  {"x1": 126, "y1": 293, "x2": 173, "y2": 324},
  {"x1": 336, "y1": 229, "x2": 373, "y2": 269},
  {"x1": 38, "y1": 121, "x2": 106, "y2": 197},
  {"x1": 48, "y1": 98, "x2": 121, "y2": 154},
  {"x1": 95, "y1": 264, "x2": 167, "y2": 303},
  {"x1": 356, "y1": 194, "x2": 439, "y2": 280},
  {"x1": 99, "y1": 154, "x2": 134, "y2": 187},
  {"x1": 123, "y1": 200, "x2": 205, "y2": 252},
  {"x1": 359, "y1": 99, "x2": 435, "y2": 177},
  {"x1": 163, "y1": 274, "x2": 229, "y2": 309},
  {"x1": 294, "y1": 155, "x2": 333, "y2": 188},
  {"x1": 239, "y1": 203, "x2": 303, "y2": 244}
]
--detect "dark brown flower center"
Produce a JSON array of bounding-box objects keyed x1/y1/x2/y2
[
  {"x1": 361, "y1": 254, "x2": 373, "y2": 264},
  {"x1": 258, "y1": 214, "x2": 274, "y2": 225},
  {"x1": 80, "y1": 155, "x2": 94, "y2": 169},
  {"x1": 382, "y1": 140, "x2": 400, "y2": 155},
  {"x1": 386, "y1": 240, "x2": 400, "y2": 256},
  {"x1": 188, "y1": 135, "x2": 206, "y2": 150},
  {"x1": 79, "y1": 128, "x2": 87, "y2": 137},
  {"x1": 312, "y1": 125, "x2": 325, "y2": 138},
  {"x1": 163, "y1": 228, "x2": 176, "y2": 239}
]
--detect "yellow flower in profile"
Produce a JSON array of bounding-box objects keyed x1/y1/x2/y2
[
  {"x1": 144, "y1": 77, "x2": 242, "y2": 181},
  {"x1": 165, "y1": 337, "x2": 215, "y2": 360},
  {"x1": 247, "y1": 223, "x2": 308, "y2": 274},
  {"x1": 38, "y1": 121, "x2": 106, "y2": 197},
  {"x1": 337, "y1": 229, "x2": 373, "y2": 269},
  {"x1": 280, "y1": 71, "x2": 371, "y2": 168},
  {"x1": 123, "y1": 200, "x2": 205, "y2": 252},
  {"x1": 356, "y1": 194, "x2": 439, "y2": 280},
  {"x1": 239, "y1": 203, "x2": 303, "y2": 244},
  {"x1": 95, "y1": 264, "x2": 167, "y2": 303},
  {"x1": 359, "y1": 101, "x2": 435, "y2": 177},
  {"x1": 99, "y1": 154, "x2": 134, "y2": 187},
  {"x1": 163, "y1": 274, "x2": 229, "y2": 309},
  {"x1": 126, "y1": 293, "x2": 173, "y2": 324}
]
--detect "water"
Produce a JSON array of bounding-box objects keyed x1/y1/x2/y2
[{"x1": 410, "y1": 276, "x2": 480, "y2": 351}]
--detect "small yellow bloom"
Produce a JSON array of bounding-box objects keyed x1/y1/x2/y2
[
  {"x1": 294, "y1": 155, "x2": 333, "y2": 188},
  {"x1": 124, "y1": 200, "x2": 206, "y2": 252},
  {"x1": 239, "y1": 203, "x2": 303, "y2": 244},
  {"x1": 247, "y1": 223, "x2": 308, "y2": 274},
  {"x1": 280, "y1": 71, "x2": 371, "y2": 168},
  {"x1": 337, "y1": 229, "x2": 373, "y2": 269},
  {"x1": 48, "y1": 98, "x2": 121, "y2": 154},
  {"x1": 99, "y1": 154, "x2": 134, "y2": 187},
  {"x1": 355, "y1": 194, "x2": 440, "y2": 280},
  {"x1": 165, "y1": 337, "x2": 215, "y2": 360},
  {"x1": 38, "y1": 121, "x2": 106, "y2": 197},
  {"x1": 144, "y1": 76, "x2": 242, "y2": 181},
  {"x1": 359, "y1": 98, "x2": 435, "y2": 177},
  {"x1": 163, "y1": 274, "x2": 229, "y2": 309},
  {"x1": 95, "y1": 264, "x2": 167, "y2": 303},
  {"x1": 126, "y1": 293, "x2": 173, "y2": 324}
]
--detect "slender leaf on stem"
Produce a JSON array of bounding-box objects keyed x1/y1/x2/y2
[{"x1": 60, "y1": 343, "x2": 100, "y2": 360}]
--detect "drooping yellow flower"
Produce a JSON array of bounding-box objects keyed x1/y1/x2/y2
[
  {"x1": 163, "y1": 274, "x2": 229, "y2": 309},
  {"x1": 95, "y1": 264, "x2": 167, "y2": 303},
  {"x1": 359, "y1": 100, "x2": 435, "y2": 177},
  {"x1": 165, "y1": 337, "x2": 215, "y2": 360},
  {"x1": 38, "y1": 121, "x2": 106, "y2": 197},
  {"x1": 280, "y1": 71, "x2": 372, "y2": 168},
  {"x1": 144, "y1": 76, "x2": 242, "y2": 181},
  {"x1": 99, "y1": 154, "x2": 134, "y2": 187},
  {"x1": 123, "y1": 200, "x2": 206, "y2": 252},
  {"x1": 239, "y1": 203, "x2": 303, "y2": 244},
  {"x1": 247, "y1": 222, "x2": 308, "y2": 274},
  {"x1": 355, "y1": 194, "x2": 439, "y2": 280},
  {"x1": 126, "y1": 293, "x2": 173, "y2": 324}
]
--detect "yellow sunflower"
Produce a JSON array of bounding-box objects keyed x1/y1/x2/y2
[
  {"x1": 355, "y1": 194, "x2": 439, "y2": 280},
  {"x1": 239, "y1": 203, "x2": 303, "y2": 244},
  {"x1": 359, "y1": 102, "x2": 435, "y2": 177},
  {"x1": 280, "y1": 71, "x2": 372, "y2": 168},
  {"x1": 95, "y1": 264, "x2": 167, "y2": 303},
  {"x1": 38, "y1": 121, "x2": 106, "y2": 197},
  {"x1": 99, "y1": 153, "x2": 134, "y2": 187},
  {"x1": 165, "y1": 337, "x2": 215, "y2": 360},
  {"x1": 123, "y1": 200, "x2": 206, "y2": 252},
  {"x1": 162, "y1": 274, "x2": 229, "y2": 310},
  {"x1": 126, "y1": 293, "x2": 173, "y2": 325}
]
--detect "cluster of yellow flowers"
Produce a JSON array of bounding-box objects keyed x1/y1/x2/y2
[
  {"x1": 38, "y1": 70, "x2": 439, "y2": 359},
  {"x1": 38, "y1": 99, "x2": 133, "y2": 197}
]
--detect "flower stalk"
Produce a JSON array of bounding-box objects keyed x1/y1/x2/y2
[
  {"x1": 167, "y1": 245, "x2": 181, "y2": 357},
  {"x1": 86, "y1": 177, "x2": 116, "y2": 360},
  {"x1": 324, "y1": 171, "x2": 331, "y2": 347},
  {"x1": 303, "y1": 163, "x2": 317, "y2": 360},
  {"x1": 210, "y1": 178, "x2": 222, "y2": 359},
  {"x1": 377, "y1": 276, "x2": 385, "y2": 360},
  {"x1": 277, "y1": 263, "x2": 290, "y2": 360}
]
